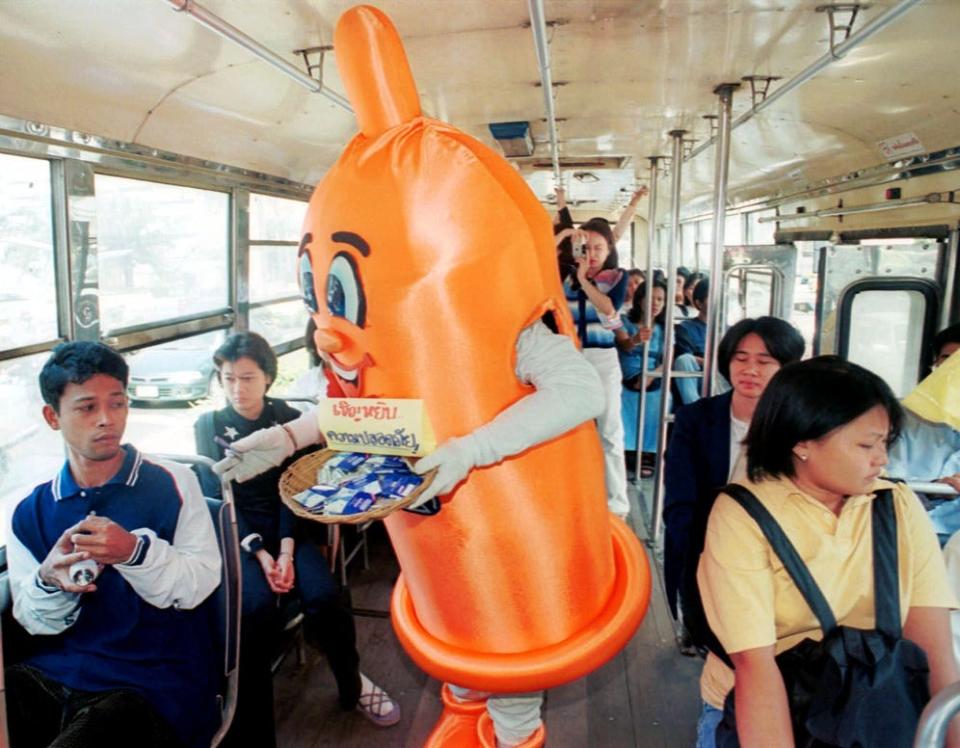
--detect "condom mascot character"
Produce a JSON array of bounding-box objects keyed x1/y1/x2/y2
[{"x1": 217, "y1": 6, "x2": 650, "y2": 746}]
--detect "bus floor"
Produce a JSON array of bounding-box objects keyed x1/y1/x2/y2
[{"x1": 273, "y1": 483, "x2": 702, "y2": 747}]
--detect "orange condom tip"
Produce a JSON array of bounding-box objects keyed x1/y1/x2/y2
[{"x1": 334, "y1": 5, "x2": 422, "y2": 138}]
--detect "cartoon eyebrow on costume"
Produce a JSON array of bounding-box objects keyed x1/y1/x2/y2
[
  {"x1": 297, "y1": 232, "x2": 312, "y2": 257},
  {"x1": 331, "y1": 231, "x2": 370, "y2": 257}
]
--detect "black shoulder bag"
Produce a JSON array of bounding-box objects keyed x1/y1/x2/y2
[{"x1": 715, "y1": 485, "x2": 931, "y2": 748}]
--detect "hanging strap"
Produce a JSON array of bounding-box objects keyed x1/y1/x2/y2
[
  {"x1": 723, "y1": 484, "x2": 838, "y2": 634},
  {"x1": 871, "y1": 488, "x2": 901, "y2": 638},
  {"x1": 722, "y1": 484, "x2": 901, "y2": 640}
]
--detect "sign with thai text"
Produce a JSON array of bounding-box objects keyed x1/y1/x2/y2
[
  {"x1": 316, "y1": 398, "x2": 436, "y2": 457},
  {"x1": 878, "y1": 132, "x2": 925, "y2": 161}
]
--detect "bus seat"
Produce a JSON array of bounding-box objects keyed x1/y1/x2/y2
[{"x1": 158, "y1": 454, "x2": 242, "y2": 748}]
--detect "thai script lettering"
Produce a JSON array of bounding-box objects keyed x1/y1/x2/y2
[
  {"x1": 325, "y1": 427, "x2": 421, "y2": 454},
  {"x1": 331, "y1": 400, "x2": 400, "y2": 422}
]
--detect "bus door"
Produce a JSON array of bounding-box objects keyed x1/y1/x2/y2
[{"x1": 817, "y1": 241, "x2": 943, "y2": 398}]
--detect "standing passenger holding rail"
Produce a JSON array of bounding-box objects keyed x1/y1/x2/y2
[
  {"x1": 696, "y1": 357, "x2": 960, "y2": 747},
  {"x1": 6, "y1": 341, "x2": 221, "y2": 748}
]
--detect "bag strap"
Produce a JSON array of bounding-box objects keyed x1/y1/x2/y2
[
  {"x1": 871, "y1": 488, "x2": 901, "y2": 638},
  {"x1": 722, "y1": 484, "x2": 838, "y2": 634}
]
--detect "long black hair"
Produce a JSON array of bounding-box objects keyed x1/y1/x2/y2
[{"x1": 627, "y1": 278, "x2": 668, "y2": 326}]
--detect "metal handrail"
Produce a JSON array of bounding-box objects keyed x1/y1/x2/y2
[{"x1": 913, "y1": 680, "x2": 960, "y2": 747}]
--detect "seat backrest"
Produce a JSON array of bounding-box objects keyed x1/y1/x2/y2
[{"x1": 157, "y1": 454, "x2": 241, "y2": 748}]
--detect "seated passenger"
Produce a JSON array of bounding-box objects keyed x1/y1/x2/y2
[
  {"x1": 888, "y1": 323, "x2": 960, "y2": 492},
  {"x1": 6, "y1": 341, "x2": 221, "y2": 748},
  {"x1": 696, "y1": 357, "x2": 958, "y2": 746},
  {"x1": 674, "y1": 278, "x2": 709, "y2": 405},
  {"x1": 673, "y1": 266, "x2": 692, "y2": 319},
  {"x1": 663, "y1": 316, "x2": 804, "y2": 619},
  {"x1": 616, "y1": 278, "x2": 668, "y2": 477},
  {"x1": 620, "y1": 268, "x2": 644, "y2": 314},
  {"x1": 194, "y1": 332, "x2": 398, "y2": 748}
]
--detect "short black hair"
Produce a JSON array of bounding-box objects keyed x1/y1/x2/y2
[
  {"x1": 40, "y1": 341, "x2": 129, "y2": 412},
  {"x1": 214, "y1": 332, "x2": 277, "y2": 386},
  {"x1": 626, "y1": 268, "x2": 644, "y2": 279},
  {"x1": 676, "y1": 266, "x2": 691, "y2": 280},
  {"x1": 745, "y1": 356, "x2": 903, "y2": 482},
  {"x1": 692, "y1": 277, "x2": 710, "y2": 306},
  {"x1": 717, "y1": 316, "x2": 805, "y2": 381},
  {"x1": 933, "y1": 323, "x2": 960, "y2": 357}
]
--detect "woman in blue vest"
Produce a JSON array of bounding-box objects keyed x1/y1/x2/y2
[
  {"x1": 561, "y1": 217, "x2": 629, "y2": 517},
  {"x1": 616, "y1": 277, "x2": 668, "y2": 477}
]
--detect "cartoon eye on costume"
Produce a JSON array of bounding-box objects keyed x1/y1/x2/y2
[
  {"x1": 298, "y1": 251, "x2": 319, "y2": 313},
  {"x1": 326, "y1": 252, "x2": 366, "y2": 327}
]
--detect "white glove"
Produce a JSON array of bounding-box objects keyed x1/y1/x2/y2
[
  {"x1": 410, "y1": 435, "x2": 479, "y2": 508},
  {"x1": 212, "y1": 408, "x2": 322, "y2": 483}
]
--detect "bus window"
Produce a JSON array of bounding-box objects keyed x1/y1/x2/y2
[
  {"x1": 0, "y1": 353, "x2": 64, "y2": 545},
  {"x1": 95, "y1": 176, "x2": 230, "y2": 333},
  {"x1": 1, "y1": 153, "x2": 58, "y2": 351},
  {"x1": 844, "y1": 288, "x2": 928, "y2": 398}
]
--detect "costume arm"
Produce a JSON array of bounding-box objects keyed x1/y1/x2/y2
[
  {"x1": 115, "y1": 463, "x2": 221, "y2": 610},
  {"x1": 413, "y1": 321, "x2": 604, "y2": 500},
  {"x1": 212, "y1": 408, "x2": 321, "y2": 483},
  {"x1": 8, "y1": 520, "x2": 81, "y2": 635}
]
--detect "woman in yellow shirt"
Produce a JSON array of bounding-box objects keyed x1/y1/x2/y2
[{"x1": 697, "y1": 356, "x2": 959, "y2": 747}]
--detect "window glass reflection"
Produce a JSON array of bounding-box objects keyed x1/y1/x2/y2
[{"x1": 0, "y1": 154, "x2": 58, "y2": 351}]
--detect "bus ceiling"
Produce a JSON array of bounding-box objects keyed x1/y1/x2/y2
[{"x1": 2, "y1": 0, "x2": 958, "y2": 217}]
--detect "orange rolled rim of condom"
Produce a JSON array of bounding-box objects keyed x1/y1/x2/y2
[{"x1": 391, "y1": 517, "x2": 651, "y2": 693}]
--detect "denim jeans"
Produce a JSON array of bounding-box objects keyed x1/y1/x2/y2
[
  {"x1": 696, "y1": 701, "x2": 723, "y2": 748},
  {"x1": 675, "y1": 353, "x2": 703, "y2": 405}
]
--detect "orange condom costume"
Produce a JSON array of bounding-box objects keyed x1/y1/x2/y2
[{"x1": 299, "y1": 6, "x2": 651, "y2": 745}]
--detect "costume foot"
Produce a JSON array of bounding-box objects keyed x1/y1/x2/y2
[
  {"x1": 356, "y1": 673, "x2": 401, "y2": 727},
  {"x1": 423, "y1": 684, "x2": 487, "y2": 747},
  {"x1": 476, "y1": 712, "x2": 545, "y2": 748}
]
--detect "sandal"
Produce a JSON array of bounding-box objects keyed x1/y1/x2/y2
[{"x1": 357, "y1": 673, "x2": 401, "y2": 727}]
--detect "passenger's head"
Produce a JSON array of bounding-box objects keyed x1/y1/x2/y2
[
  {"x1": 579, "y1": 217, "x2": 619, "y2": 275},
  {"x1": 39, "y1": 341, "x2": 129, "y2": 461},
  {"x1": 625, "y1": 269, "x2": 644, "y2": 302},
  {"x1": 691, "y1": 277, "x2": 709, "y2": 311},
  {"x1": 628, "y1": 278, "x2": 668, "y2": 326},
  {"x1": 684, "y1": 271, "x2": 706, "y2": 305},
  {"x1": 214, "y1": 332, "x2": 277, "y2": 416},
  {"x1": 718, "y1": 317, "x2": 805, "y2": 400},
  {"x1": 932, "y1": 323, "x2": 960, "y2": 368},
  {"x1": 745, "y1": 356, "x2": 902, "y2": 497},
  {"x1": 675, "y1": 266, "x2": 691, "y2": 304}
]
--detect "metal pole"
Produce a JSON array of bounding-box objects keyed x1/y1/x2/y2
[
  {"x1": 702, "y1": 83, "x2": 739, "y2": 398},
  {"x1": 686, "y1": 0, "x2": 921, "y2": 163},
  {"x1": 913, "y1": 679, "x2": 960, "y2": 748},
  {"x1": 634, "y1": 157, "x2": 660, "y2": 488},
  {"x1": 527, "y1": 0, "x2": 562, "y2": 186},
  {"x1": 651, "y1": 130, "x2": 686, "y2": 542},
  {"x1": 166, "y1": 0, "x2": 353, "y2": 113}
]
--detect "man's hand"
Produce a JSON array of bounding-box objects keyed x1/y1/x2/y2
[
  {"x1": 39, "y1": 522, "x2": 99, "y2": 593},
  {"x1": 937, "y1": 474, "x2": 960, "y2": 493},
  {"x1": 71, "y1": 516, "x2": 137, "y2": 565}
]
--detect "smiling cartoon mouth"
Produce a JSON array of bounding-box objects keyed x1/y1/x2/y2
[{"x1": 325, "y1": 353, "x2": 373, "y2": 397}]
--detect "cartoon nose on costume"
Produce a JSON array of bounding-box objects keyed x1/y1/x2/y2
[{"x1": 314, "y1": 327, "x2": 346, "y2": 354}]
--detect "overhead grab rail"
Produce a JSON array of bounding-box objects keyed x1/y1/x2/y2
[
  {"x1": 165, "y1": 0, "x2": 353, "y2": 114},
  {"x1": 759, "y1": 190, "x2": 960, "y2": 223},
  {"x1": 685, "y1": 0, "x2": 922, "y2": 163},
  {"x1": 527, "y1": 0, "x2": 562, "y2": 186}
]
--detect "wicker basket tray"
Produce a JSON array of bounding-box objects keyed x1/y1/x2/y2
[{"x1": 279, "y1": 448, "x2": 436, "y2": 525}]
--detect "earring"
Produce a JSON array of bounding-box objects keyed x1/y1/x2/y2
[{"x1": 796, "y1": 453, "x2": 809, "y2": 462}]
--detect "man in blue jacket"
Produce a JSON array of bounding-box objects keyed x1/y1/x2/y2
[{"x1": 6, "y1": 341, "x2": 221, "y2": 748}]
